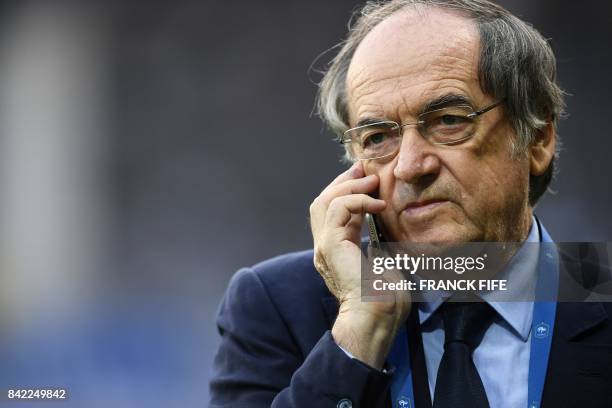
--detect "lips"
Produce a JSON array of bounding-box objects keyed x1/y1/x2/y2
[{"x1": 403, "y1": 199, "x2": 449, "y2": 216}]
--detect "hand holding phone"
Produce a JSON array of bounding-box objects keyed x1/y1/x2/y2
[
  {"x1": 309, "y1": 162, "x2": 410, "y2": 369},
  {"x1": 309, "y1": 162, "x2": 385, "y2": 303}
]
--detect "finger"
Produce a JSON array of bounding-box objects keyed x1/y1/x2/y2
[
  {"x1": 329, "y1": 212, "x2": 365, "y2": 245},
  {"x1": 310, "y1": 174, "x2": 377, "y2": 237},
  {"x1": 327, "y1": 161, "x2": 364, "y2": 188},
  {"x1": 317, "y1": 175, "x2": 379, "y2": 207},
  {"x1": 346, "y1": 212, "x2": 363, "y2": 230},
  {"x1": 325, "y1": 194, "x2": 386, "y2": 229}
]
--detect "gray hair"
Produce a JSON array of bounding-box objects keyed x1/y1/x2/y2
[{"x1": 316, "y1": 0, "x2": 565, "y2": 205}]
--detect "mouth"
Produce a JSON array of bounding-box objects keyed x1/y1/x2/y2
[{"x1": 402, "y1": 199, "x2": 449, "y2": 217}]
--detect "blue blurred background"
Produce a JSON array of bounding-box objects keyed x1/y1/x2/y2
[{"x1": 0, "y1": 0, "x2": 610, "y2": 406}]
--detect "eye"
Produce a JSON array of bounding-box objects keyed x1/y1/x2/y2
[
  {"x1": 440, "y1": 115, "x2": 466, "y2": 126},
  {"x1": 345, "y1": 121, "x2": 401, "y2": 159},
  {"x1": 420, "y1": 107, "x2": 477, "y2": 144},
  {"x1": 363, "y1": 132, "x2": 388, "y2": 147},
  {"x1": 426, "y1": 113, "x2": 472, "y2": 135}
]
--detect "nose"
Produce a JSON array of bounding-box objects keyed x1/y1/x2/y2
[{"x1": 393, "y1": 127, "x2": 442, "y2": 185}]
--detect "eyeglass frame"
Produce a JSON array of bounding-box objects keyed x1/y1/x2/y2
[{"x1": 339, "y1": 99, "x2": 505, "y2": 161}]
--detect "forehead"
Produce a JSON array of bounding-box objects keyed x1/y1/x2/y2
[{"x1": 346, "y1": 7, "x2": 482, "y2": 123}]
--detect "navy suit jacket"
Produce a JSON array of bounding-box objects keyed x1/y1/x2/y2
[{"x1": 210, "y1": 247, "x2": 612, "y2": 407}]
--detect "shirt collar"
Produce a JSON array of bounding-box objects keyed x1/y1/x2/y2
[{"x1": 418, "y1": 216, "x2": 540, "y2": 342}]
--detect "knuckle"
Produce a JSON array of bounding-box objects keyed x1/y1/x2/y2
[
  {"x1": 310, "y1": 195, "x2": 322, "y2": 211},
  {"x1": 328, "y1": 195, "x2": 345, "y2": 210},
  {"x1": 309, "y1": 201, "x2": 317, "y2": 216}
]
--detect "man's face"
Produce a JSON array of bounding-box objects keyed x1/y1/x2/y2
[{"x1": 346, "y1": 7, "x2": 532, "y2": 243}]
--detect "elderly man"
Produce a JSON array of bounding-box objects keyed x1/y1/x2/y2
[{"x1": 210, "y1": 1, "x2": 612, "y2": 407}]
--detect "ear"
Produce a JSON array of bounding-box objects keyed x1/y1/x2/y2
[{"x1": 530, "y1": 121, "x2": 556, "y2": 176}]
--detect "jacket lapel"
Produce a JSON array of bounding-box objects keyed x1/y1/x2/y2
[
  {"x1": 555, "y1": 301, "x2": 607, "y2": 341},
  {"x1": 542, "y1": 241, "x2": 612, "y2": 406}
]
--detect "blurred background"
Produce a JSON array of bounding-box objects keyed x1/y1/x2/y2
[{"x1": 0, "y1": 0, "x2": 610, "y2": 406}]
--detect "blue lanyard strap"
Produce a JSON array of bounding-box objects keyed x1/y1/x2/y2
[
  {"x1": 388, "y1": 243, "x2": 559, "y2": 408},
  {"x1": 527, "y1": 244, "x2": 558, "y2": 408},
  {"x1": 388, "y1": 325, "x2": 413, "y2": 408},
  {"x1": 527, "y1": 301, "x2": 556, "y2": 408}
]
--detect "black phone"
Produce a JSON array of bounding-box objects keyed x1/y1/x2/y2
[
  {"x1": 365, "y1": 213, "x2": 385, "y2": 250},
  {"x1": 366, "y1": 188, "x2": 385, "y2": 249}
]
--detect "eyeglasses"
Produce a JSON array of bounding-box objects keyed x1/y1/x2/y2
[{"x1": 340, "y1": 100, "x2": 504, "y2": 161}]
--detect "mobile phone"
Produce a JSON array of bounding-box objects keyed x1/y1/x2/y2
[{"x1": 365, "y1": 213, "x2": 384, "y2": 250}]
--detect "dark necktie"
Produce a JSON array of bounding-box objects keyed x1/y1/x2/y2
[{"x1": 433, "y1": 302, "x2": 496, "y2": 408}]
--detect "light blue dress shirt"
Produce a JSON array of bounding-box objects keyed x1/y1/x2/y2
[{"x1": 418, "y1": 217, "x2": 541, "y2": 408}]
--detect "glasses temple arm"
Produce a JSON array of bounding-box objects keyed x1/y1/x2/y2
[{"x1": 474, "y1": 99, "x2": 505, "y2": 116}]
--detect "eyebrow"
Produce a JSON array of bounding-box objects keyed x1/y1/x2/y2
[
  {"x1": 354, "y1": 117, "x2": 390, "y2": 128},
  {"x1": 352, "y1": 93, "x2": 474, "y2": 128},
  {"x1": 420, "y1": 93, "x2": 474, "y2": 113}
]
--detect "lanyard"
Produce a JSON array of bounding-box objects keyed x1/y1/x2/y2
[
  {"x1": 527, "y1": 243, "x2": 558, "y2": 408},
  {"x1": 388, "y1": 242, "x2": 559, "y2": 408},
  {"x1": 388, "y1": 325, "x2": 413, "y2": 408}
]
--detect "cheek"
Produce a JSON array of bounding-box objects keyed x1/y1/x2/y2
[
  {"x1": 363, "y1": 160, "x2": 400, "y2": 227},
  {"x1": 476, "y1": 126, "x2": 529, "y2": 199},
  {"x1": 364, "y1": 159, "x2": 395, "y2": 199},
  {"x1": 458, "y1": 155, "x2": 530, "y2": 215}
]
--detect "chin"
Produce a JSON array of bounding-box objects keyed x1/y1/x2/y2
[{"x1": 395, "y1": 219, "x2": 480, "y2": 244}]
